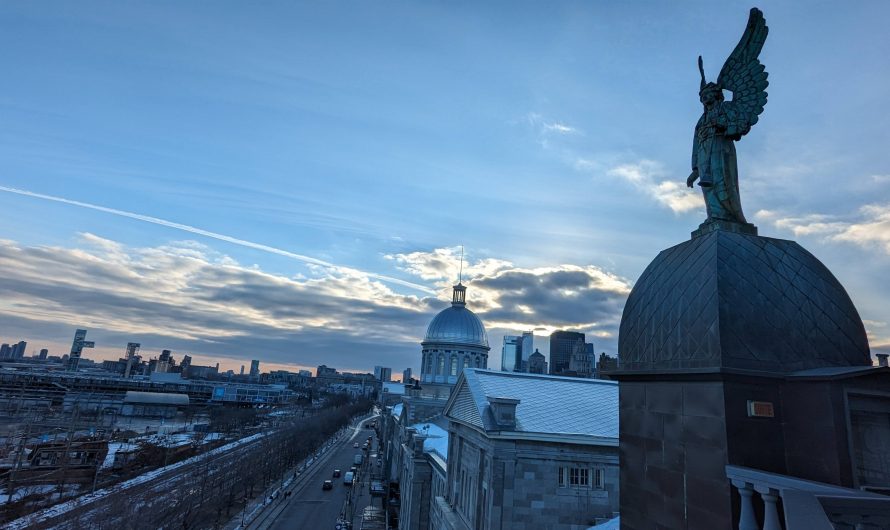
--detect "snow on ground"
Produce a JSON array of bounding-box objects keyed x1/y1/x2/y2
[
  {"x1": 588, "y1": 516, "x2": 620, "y2": 529},
  {"x1": 101, "y1": 442, "x2": 138, "y2": 469},
  {"x1": 5, "y1": 432, "x2": 265, "y2": 530}
]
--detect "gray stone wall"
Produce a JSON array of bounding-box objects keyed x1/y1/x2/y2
[
  {"x1": 443, "y1": 422, "x2": 618, "y2": 530},
  {"x1": 619, "y1": 379, "x2": 732, "y2": 529}
]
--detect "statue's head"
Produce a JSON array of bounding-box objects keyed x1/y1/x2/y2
[
  {"x1": 697, "y1": 56, "x2": 723, "y2": 107},
  {"x1": 699, "y1": 82, "x2": 723, "y2": 106}
]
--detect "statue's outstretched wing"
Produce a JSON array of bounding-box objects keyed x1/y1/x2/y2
[{"x1": 717, "y1": 8, "x2": 769, "y2": 139}]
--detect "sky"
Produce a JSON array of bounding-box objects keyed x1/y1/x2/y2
[{"x1": 1, "y1": 1, "x2": 889, "y2": 375}]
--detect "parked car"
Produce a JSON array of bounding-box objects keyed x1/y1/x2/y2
[
  {"x1": 322, "y1": 480, "x2": 333, "y2": 490},
  {"x1": 350, "y1": 465, "x2": 358, "y2": 474},
  {"x1": 354, "y1": 454, "x2": 363, "y2": 465},
  {"x1": 333, "y1": 469, "x2": 341, "y2": 478},
  {"x1": 353, "y1": 442, "x2": 360, "y2": 448},
  {"x1": 343, "y1": 472, "x2": 354, "y2": 485}
]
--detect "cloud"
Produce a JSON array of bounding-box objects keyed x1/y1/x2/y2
[
  {"x1": 388, "y1": 247, "x2": 632, "y2": 352},
  {"x1": 0, "y1": 239, "x2": 631, "y2": 373},
  {"x1": 521, "y1": 112, "x2": 582, "y2": 146},
  {"x1": 606, "y1": 160, "x2": 701, "y2": 214},
  {"x1": 0, "y1": 234, "x2": 434, "y2": 372},
  {"x1": 543, "y1": 122, "x2": 579, "y2": 135},
  {"x1": 0, "y1": 186, "x2": 434, "y2": 294},
  {"x1": 756, "y1": 204, "x2": 890, "y2": 254}
]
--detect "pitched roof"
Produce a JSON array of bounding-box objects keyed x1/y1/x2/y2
[{"x1": 445, "y1": 369, "x2": 618, "y2": 443}]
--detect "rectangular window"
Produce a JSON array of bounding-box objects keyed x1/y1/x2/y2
[
  {"x1": 594, "y1": 468, "x2": 603, "y2": 489},
  {"x1": 559, "y1": 465, "x2": 591, "y2": 489}
]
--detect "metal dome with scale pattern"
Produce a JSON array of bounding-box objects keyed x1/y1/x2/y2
[
  {"x1": 423, "y1": 283, "x2": 489, "y2": 349},
  {"x1": 420, "y1": 283, "x2": 490, "y2": 386}
]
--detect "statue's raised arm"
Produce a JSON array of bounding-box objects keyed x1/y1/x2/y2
[{"x1": 688, "y1": 7, "x2": 768, "y2": 231}]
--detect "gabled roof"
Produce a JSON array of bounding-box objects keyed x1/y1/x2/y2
[{"x1": 444, "y1": 369, "x2": 618, "y2": 444}]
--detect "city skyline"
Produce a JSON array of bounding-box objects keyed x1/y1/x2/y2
[{"x1": 1, "y1": 1, "x2": 889, "y2": 375}]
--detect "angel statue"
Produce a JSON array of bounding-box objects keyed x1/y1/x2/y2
[{"x1": 686, "y1": 7, "x2": 768, "y2": 226}]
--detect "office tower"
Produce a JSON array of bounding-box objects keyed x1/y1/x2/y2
[
  {"x1": 374, "y1": 366, "x2": 392, "y2": 382},
  {"x1": 549, "y1": 330, "x2": 585, "y2": 375},
  {"x1": 125, "y1": 342, "x2": 141, "y2": 359},
  {"x1": 501, "y1": 335, "x2": 522, "y2": 372},
  {"x1": 402, "y1": 367, "x2": 412, "y2": 383},
  {"x1": 38, "y1": 348, "x2": 48, "y2": 360},
  {"x1": 124, "y1": 343, "x2": 141, "y2": 378},
  {"x1": 240, "y1": 365, "x2": 245, "y2": 376},
  {"x1": 250, "y1": 359, "x2": 260, "y2": 377},
  {"x1": 519, "y1": 331, "x2": 534, "y2": 372},
  {"x1": 0, "y1": 344, "x2": 10, "y2": 359},
  {"x1": 67, "y1": 329, "x2": 95, "y2": 371},
  {"x1": 10, "y1": 340, "x2": 27, "y2": 359}
]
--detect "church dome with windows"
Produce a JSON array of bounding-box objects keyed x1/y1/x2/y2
[{"x1": 420, "y1": 283, "x2": 490, "y2": 386}]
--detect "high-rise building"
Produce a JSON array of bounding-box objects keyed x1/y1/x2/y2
[
  {"x1": 38, "y1": 348, "x2": 48, "y2": 360},
  {"x1": 0, "y1": 343, "x2": 10, "y2": 359},
  {"x1": 125, "y1": 343, "x2": 141, "y2": 359},
  {"x1": 250, "y1": 359, "x2": 260, "y2": 377},
  {"x1": 10, "y1": 340, "x2": 27, "y2": 359},
  {"x1": 66, "y1": 329, "x2": 94, "y2": 371},
  {"x1": 519, "y1": 331, "x2": 534, "y2": 371},
  {"x1": 501, "y1": 335, "x2": 522, "y2": 372},
  {"x1": 402, "y1": 367, "x2": 412, "y2": 383},
  {"x1": 549, "y1": 330, "x2": 585, "y2": 375},
  {"x1": 374, "y1": 366, "x2": 392, "y2": 382},
  {"x1": 124, "y1": 343, "x2": 141, "y2": 378}
]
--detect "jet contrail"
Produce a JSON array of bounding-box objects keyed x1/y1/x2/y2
[{"x1": 0, "y1": 185, "x2": 436, "y2": 294}]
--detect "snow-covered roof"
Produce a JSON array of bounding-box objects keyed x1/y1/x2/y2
[
  {"x1": 390, "y1": 403, "x2": 403, "y2": 418},
  {"x1": 124, "y1": 391, "x2": 189, "y2": 405},
  {"x1": 445, "y1": 369, "x2": 618, "y2": 442},
  {"x1": 410, "y1": 421, "x2": 449, "y2": 462}
]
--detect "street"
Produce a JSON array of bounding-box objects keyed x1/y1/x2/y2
[{"x1": 265, "y1": 417, "x2": 380, "y2": 530}]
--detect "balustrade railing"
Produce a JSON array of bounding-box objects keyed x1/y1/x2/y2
[{"x1": 726, "y1": 465, "x2": 890, "y2": 530}]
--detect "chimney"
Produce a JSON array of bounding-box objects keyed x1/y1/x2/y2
[
  {"x1": 877, "y1": 353, "x2": 889, "y2": 368},
  {"x1": 487, "y1": 396, "x2": 520, "y2": 430}
]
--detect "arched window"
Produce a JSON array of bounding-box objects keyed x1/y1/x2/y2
[
  {"x1": 438, "y1": 354, "x2": 445, "y2": 375},
  {"x1": 475, "y1": 357, "x2": 482, "y2": 367},
  {"x1": 463, "y1": 357, "x2": 470, "y2": 370},
  {"x1": 450, "y1": 356, "x2": 458, "y2": 376},
  {"x1": 426, "y1": 353, "x2": 433, "y2": 374}
]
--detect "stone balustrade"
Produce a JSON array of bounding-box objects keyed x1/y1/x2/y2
[{"x1": 726, "y1": 465, "x2": 890, "y2": 530}]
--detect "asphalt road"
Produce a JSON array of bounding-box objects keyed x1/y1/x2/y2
[{"x1": 268, "y1": 418, "x2": 379, "y2": 530}]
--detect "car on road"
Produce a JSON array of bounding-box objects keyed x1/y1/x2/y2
[
  {"x1": 354, "y1": 454, "x2": 363, "y2": 465},
  {"x1": 333, "y1": 469, "x2": 341, "y2": 477},
  {"x1": 353, "y1": 442, "x2": 360, "y2": 448},
  {"x1": 343, "y1": 471, "x2": 354, "y2": 485},
  {"x1": 322, "y1": 480, "x2": 333, "y2": 490}
]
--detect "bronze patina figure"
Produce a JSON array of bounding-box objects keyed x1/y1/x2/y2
[{"x1": 687, "y1": 8, "x2": 768, "y2": 226}]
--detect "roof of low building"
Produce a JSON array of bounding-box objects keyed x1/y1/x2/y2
[
  {"x1": 409, "y1": 421, "x2": 449, "y2": 462},
  {"x1": 123, "y1": 391, "x2": 189, "y2": 405},
  {"x1": 382, "y1": 382, "x2": 406, "y2": 395},
  {"x1": 445, "y1": 369, "x2": 617, "y2": 442}
]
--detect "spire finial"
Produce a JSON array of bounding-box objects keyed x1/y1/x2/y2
[{"x1": 459, "y1": 245, "x2": 464, "y2": 284}]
